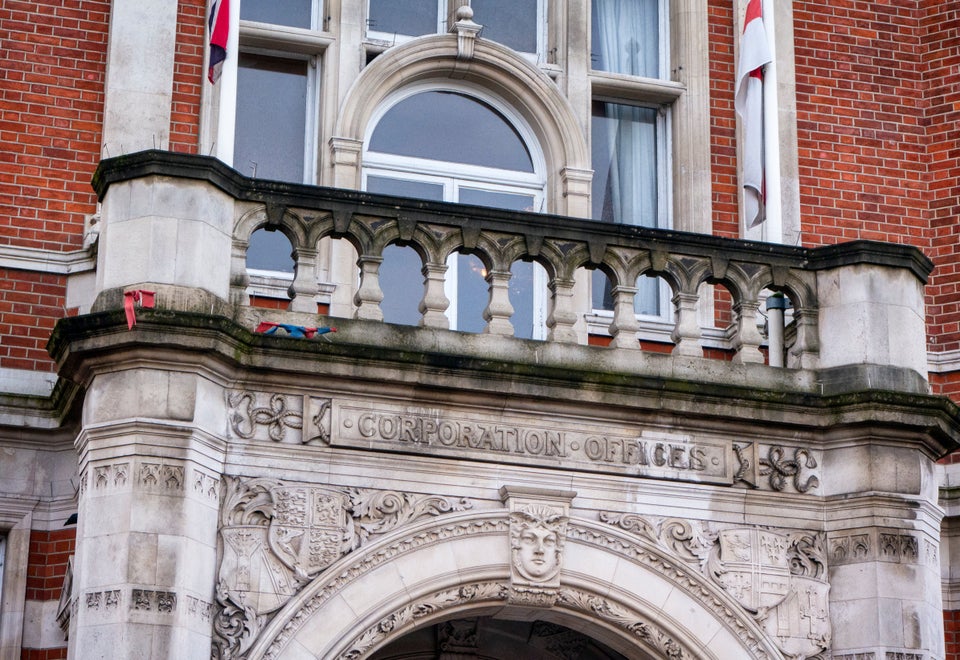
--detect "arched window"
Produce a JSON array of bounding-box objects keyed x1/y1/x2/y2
[{"x1": 363, "y1": 86, "x2": 547, "y2": 338}]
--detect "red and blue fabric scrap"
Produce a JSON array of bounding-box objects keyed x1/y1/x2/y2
[
  {"x1": 207, "y1": 0, "x2": 230, "y2": 84},
  {"x1": 255, "y1": 322, "x2": 337, "y2": 339}
]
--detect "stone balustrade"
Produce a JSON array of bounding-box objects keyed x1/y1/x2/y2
[{"x1": 92, "y1": 150, "x2": 934, "y2": 378}]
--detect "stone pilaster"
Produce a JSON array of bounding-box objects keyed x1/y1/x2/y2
[{"x1": 68, "y1": 368, "x2": 225, "y2": 659}]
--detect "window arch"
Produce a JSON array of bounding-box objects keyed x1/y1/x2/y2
[{"x1": 362, "y1": 84, "x2": 549, "y2": 337}]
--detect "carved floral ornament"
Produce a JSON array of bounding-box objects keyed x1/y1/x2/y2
[
  {"x1": 213, "y1": 477, "x2": 828, "y2": 660},
  {"x1": 600, "y1": 513, "x2": 832, "y2": 659},
  {"x1": 213, "y1": 476, "x2": 473, "y2": 658}
]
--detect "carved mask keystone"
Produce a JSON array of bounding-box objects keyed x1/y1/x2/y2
[{"x1": 501, "y1": 486, "x2": 574, "y2": 607}]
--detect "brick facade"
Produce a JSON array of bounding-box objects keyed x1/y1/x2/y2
[{"x1": 2, "y1": 1, "x2": 959, "y2": 656}]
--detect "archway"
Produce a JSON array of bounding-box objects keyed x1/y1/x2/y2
[{"x1": 246, "y1": 510, "x2": 784, "y2": 660}]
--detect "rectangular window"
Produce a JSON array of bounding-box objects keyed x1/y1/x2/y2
[
  {"x1": 366, "y1": 0, "x2": 546, "y2": 59},
  {"x1": 591, "y1": 0, "x2": 662, "y2": 78},
  {"x1": 367, "y1": 0, "x2": 443, "y2": 38},
  {"x1": 210, "y1": 0, "x2": 326, "y2": 184},
  {"x1": 471, "y1": 0, "x2": 540, "y2": 54},
  {"x1": 240, "y1": 0, "x2": 314, "y2": 29},
  {"x1": 234, "y1": 53, "x2": 310, "y2": 182}
]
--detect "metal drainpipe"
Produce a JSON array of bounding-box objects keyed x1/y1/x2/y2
[{"x1": 766, "y1": 292, "x2": 788, "y2": 367}]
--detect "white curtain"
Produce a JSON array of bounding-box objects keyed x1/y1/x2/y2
[{"x1": 593, "y1": 0, "x2": 659, "y2": 77}]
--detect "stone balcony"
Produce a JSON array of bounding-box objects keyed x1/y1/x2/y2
[
  {"x1": 52, "y1": 152, "x2": 960, "y2": 660},
  {"x1": 86, "y1": 150, "x2": 935, "y2": 395}
]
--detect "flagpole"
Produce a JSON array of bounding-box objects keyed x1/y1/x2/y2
[
  {"x1": 214, "y1": 0, "x2": 240, "y2": 166},
  {"x1": 760, "y1": 0, "x2": 782, "y2": 244}
]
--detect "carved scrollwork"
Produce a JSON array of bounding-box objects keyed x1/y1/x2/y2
[
  {"x1": 556, "y1": 589, "x2": 690, "y2": 659},
  {"x1": 758, "y1": 446, "x2": 819, "y2": 493},
  {"x1": 213, "y1": 477, "x2": 477, "y2": 659},
  {"x1": 337, "y1": 582, "x2": 508, "y2": 660},
  {"x1": 347, "y1": 489, "x2": 473, "y2": 545},
  {"x1": 227, "y1": 391, "x2": 304, "y2": 442},
  {"x1": 598, "y1": 513, "x2": 716, "y2": 568}
]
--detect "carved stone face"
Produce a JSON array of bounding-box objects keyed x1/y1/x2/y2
[{"x1": 515, "y1": 524, "x2": 560, "y2": 581}]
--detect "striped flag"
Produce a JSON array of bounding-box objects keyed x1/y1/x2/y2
[
  {"x1": 734, "y1": 0, "x2": 773, "y2": 228},
  {"x1": 207, "y1": 0, "x2": 230, "y2": 84}
]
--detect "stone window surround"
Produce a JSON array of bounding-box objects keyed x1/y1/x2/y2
[{"x1": 0, "y1": 505, "x2": 32, "y2": 660}]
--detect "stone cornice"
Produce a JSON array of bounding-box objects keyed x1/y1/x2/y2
[{"x1": 48, "y1": 307, "x2": 960, "y2": 458}]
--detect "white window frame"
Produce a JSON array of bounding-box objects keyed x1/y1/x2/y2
[
  {"x1": 211, "y1": 0, "x2": 329, "y2": 184},
  {"x1": 362, "y1": 84, "x2": 549, "y2": 337},
  {"x1": 587, "y1": 0, "x2": 676, "y2": 330},
  {"x1": 364, "y1": 0, "x2": 548, "y2": 62},
  {"x1": 365, "y1": 0, "x2": 446, "y2": 45},
  {"x1": 590, "y1": 0, "x2": 669, "y2": 80}
]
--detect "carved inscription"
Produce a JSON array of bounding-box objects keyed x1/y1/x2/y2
[{"x1": 337, "y1": 404, "x2": 732, "y2": 485}]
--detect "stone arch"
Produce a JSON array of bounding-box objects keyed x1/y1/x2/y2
[
  {"x1": 332, "y1": 34, "x2": 592, "y2": 217},
  {"x1": 247, "y1": 510, "x2": 784, "y2": 660}
]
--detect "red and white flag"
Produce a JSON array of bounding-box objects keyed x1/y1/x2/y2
[
  {"x1": 207, "y1": 0, "x2": 230, "y2": 84},
  {"x1": 734, "y1": 0, "x2": 772, "y2": 228}
]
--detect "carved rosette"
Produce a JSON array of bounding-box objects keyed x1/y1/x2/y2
[{"x1": 212, "y1": 476, "x2": 474, "y2": 659}]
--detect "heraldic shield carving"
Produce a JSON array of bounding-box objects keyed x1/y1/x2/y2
[
  {"x1": 715, "y1": 529, "x2": 791, "y2": 612},
  {"x1": 268, "y1": 486, "x2": 350, "y2": 578},
  {"x1": 709, "y1": 528, "x2": 831, "y2": 658}
]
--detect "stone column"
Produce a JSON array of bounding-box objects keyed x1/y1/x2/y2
[
  {"x1": 823, "y1": 439, "x2": 944, "y2": 657},
  {"x1": 69, "y1": 368, "x2": 225, "y2": 659}
]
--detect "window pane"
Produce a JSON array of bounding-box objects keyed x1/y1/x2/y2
[
  {"x1": 459, "y1": 188, "x2": 535, "y2": 212},
  {"x1": 591, "y1": 101, "x2": 658, "y2": 226},
  {"x1": 471, "y1": 0, "x2": 538, "y2": 53},
  {"x1": 368, "y1": 0, "x2": 438, "y2": 36},
  {"x1": 380, "y1": 245, "x2": 424, "y2": 326},
  {"x1": 241, "y1": 0, "x2": 313, "y2": 28},
  {"x1": 510, "y1": 261, "x2": 536, "y2": 339},
  {"x1": 591, "y1": 271, "x2": 659, "y2": 315},
  {"x1": 370, "y1": 92, "x2": 533, "y2": 172},
  {"x1": 591, "y1": 0, "x2": 660, "y2": 78},
  {"x1": 457, "y1": 253, "x2": 488, "y2": 333},
  {"x1": 235, "y1": 54, "x2": 308, "y2": 183},
  {"x1": 366, "y1": 175, "x2": 444, "y2": 201},
  {"x1": 247, "y1": 229, "x2": 294, "y2": 272}
]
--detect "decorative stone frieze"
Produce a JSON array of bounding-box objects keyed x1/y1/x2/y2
[
  {"x1": 213, "y1": 476, "x2": 475, "y2": 658},
  {"x1": 556, "y1": 589, "x2": 692, "y2": 659},
  {"x1": 337, "y1": 582, "x2": 508, "y2": 660},
  {"x1": 830, "y1": 529, "x2": 930, "y2": 566},
  {"x1": 226, "y1": 391, "x2": 304, "y2": 443},
  {"x1": 137, "y1": 461, "x2": 184, "y2": 491},
  {"x1": 92, "y1": 462, "x2": 130, "y2": 491},
  {"x1": 597, "y1": 512, "x2": 830, "y2": 659},
  {"x1": 131, "y1": 589, "x2": 176, "y2": 613}
]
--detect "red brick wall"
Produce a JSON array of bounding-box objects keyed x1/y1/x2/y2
[
  {"x1": 920, "y1": 1, "x2": 960, "y2": 355},
  {"x1": 170, "y1": 0, "x2": 207, "y2": 152},
  {"x1": 947, "y1": 610, "x2": 960, "y2": 659},
  {"x1": 794, "y1": 2, "x2": 928, "y2": 247},
  {"x1": 708, "y1": 0, "x2": 740, "y2": 240},
  {"x1": 26, "y1": 527, "x2": 75, "y2": 602},
  {"x1": 20, "y1": 527, "x2": 75, "y2": 659},
  {"x1": 0, "y1": 0, "x2": 109, "y2": 373},
  {"x1": 0, "y1": 0, "x2": 108, "y2": 249},
  {"x1": 0, "y1": 269, "x2": 68, "y2": 373}
]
